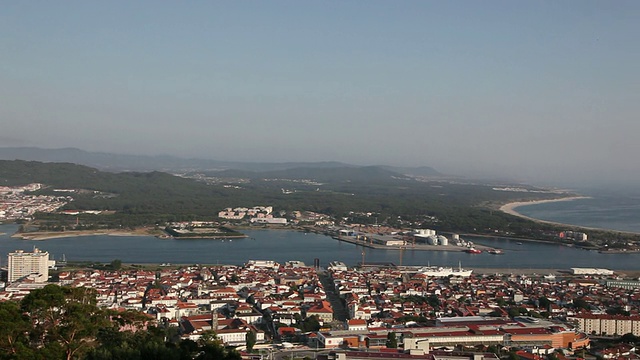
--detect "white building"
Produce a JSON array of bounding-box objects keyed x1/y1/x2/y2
[
  {"x1": 246, "y1": 260, "x2": 278, "y2": 269},
  {"x1": 571, "y1": 268, "x2": 614, "y2": 276},
  {"x1": 250, "y1": 217, "x2": 287, "y2": 225},
  {"x1": 8, "y1": 248, "x2": 52, "y2": 283}
]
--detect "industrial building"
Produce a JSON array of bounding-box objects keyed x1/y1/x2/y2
[{"x1": 413, "y1": 229, "x2": 449, "y2": 246}]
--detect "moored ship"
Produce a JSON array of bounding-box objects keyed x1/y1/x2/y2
[{"x1": 419, "y1": 263, "x2": 473, "y2": 277}]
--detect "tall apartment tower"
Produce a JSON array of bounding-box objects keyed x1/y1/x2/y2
[{"x1": 8, "y1": 248, "x2": 50, "y2": 283}]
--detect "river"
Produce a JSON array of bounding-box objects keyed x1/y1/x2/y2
[{"x1": 1, "y1": 224, "x2": 639, "y2": 270}]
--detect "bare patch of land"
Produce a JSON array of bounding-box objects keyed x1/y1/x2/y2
[{"x1": 12, "y1": 227, "x2": 161, "y2": 240}]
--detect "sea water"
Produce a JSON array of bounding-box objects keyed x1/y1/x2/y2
[{"x1": 514, "y1": 188, "x2": 640, "y2": 233}]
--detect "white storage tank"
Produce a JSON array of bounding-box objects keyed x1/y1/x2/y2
[{"x1": 438, "y1": 235, "x2": 449, "y2": 246}]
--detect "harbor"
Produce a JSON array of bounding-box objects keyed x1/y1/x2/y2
[{"x1": 329, "y1": 228, "x2": 498, "y2": 253}]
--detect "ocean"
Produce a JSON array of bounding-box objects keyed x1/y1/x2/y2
[{"x1": 514, "y1": 188, "x2": 640, "y2": 233}]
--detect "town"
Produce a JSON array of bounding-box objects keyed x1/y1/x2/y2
[
  {"x1": 2, "y1": 184, "x2": 640, "y2": 359},
  {"x1": 3, "y1": 247, "x2": 640, "y2": 360},
  {"x1": 0, "y1": 183, "x2": 71, "y2": 220}
]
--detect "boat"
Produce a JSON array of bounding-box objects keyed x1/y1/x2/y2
[
  {"x1": 488, "y1": 249, "x2": 503, "y2": 255},
  {"x1": 465, "y1": 248, "x2": 482, "y2": 254},
  {"x1": 517, "y1": 242, "x2": 523, "y2": 245},
  {"x1": 57, "y1": 254, "x2": 67, "y2": 267},
  {"x1": 419, "y1": 263, "x2": 473, "y2": 277}
]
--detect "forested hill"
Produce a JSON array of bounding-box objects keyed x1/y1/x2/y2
[
  {"x1": 0, "y1": 159, "x2": 564, "y2": 234},
  {"x1": 0, "y1": 160, "x2": 210, "y2": 194},
  {"x1": 0, "y1": 160, "x2": 234, "y2": 218}
]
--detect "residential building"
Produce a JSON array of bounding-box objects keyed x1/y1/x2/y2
[{"x1": 8, "y1": 248, "x2": 51, "y2": 283}]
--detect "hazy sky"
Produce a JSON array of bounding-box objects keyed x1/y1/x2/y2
[{"x1": 1, "y1": 1, "x2": 639, "y2": 186}]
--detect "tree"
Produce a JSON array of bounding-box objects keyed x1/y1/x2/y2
[
  {"x1": 3, "y1": 284, "x2": 245, "y2": 360},
  {"x1": 20, "y1": 285, "x2": 110, "y2": 360},
  {"x1": 620, "y1": 333, "x2": 640, "y2": 344},
  {"x1": 573, "y1": 299, "x2": 590, "y2": 311},
  {"x1": 427, "y1": 295, "x2": 441, "y2": 309},
  {"x1": 508, "y1": 307, "x2": 522, "y2": 318},
  {"x1": 194, "y1": 331, "x2": 240, "y2": 360},
  {"x1": 302, "y1": 316, "x2": 321, "y2": 332},
  {"x1": 0, "y1": 301, "x2": 31, "y2": 357},
  {"x1": 110, "y1": 259, "x2": 122, "y2": 270},
  {"x1": 246, "y1": 330, "x2": 257, "y2": 353},
  {"x1": 386, "y1": 332, "x2": 398, "y2": 348},
  {"x1": 538, "y1": 297, "x2": 551, "y2": 310}
]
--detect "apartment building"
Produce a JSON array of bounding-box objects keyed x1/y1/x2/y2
[{"x1": 8, "y1": 248, "x2": 51, "y2": 283}]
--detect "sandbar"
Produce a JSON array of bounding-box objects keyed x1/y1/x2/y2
[{"x1": 12, "y1": 228, "x2": 159, "y2": 241}]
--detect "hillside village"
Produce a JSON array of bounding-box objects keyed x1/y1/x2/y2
[{"x1": 0, "y1": 183, "x2": 70, "y2": 220}]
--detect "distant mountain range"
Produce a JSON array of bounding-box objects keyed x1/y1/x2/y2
[
  {"x1": 0, "y1": 147, "x2": 440, "y2": 177},
  {"x1": 212, "y1": 166, "x2": 413, "y2": 183}
]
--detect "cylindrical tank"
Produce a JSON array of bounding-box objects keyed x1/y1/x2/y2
[
  {"x1": 452, "y1": 234, "x2": 460, "y2": 240},
  {"x1": 438, "y1": 235, "x2": 449, "y2": 246},
  {"x1": 427, "y1": 235, "x2": 438, "y2": 245}
]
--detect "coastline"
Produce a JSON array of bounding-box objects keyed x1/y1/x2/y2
[
  {"x1": 499, "y1": 196, "x2": 640, "y2": 236},
  {"x1": 501, "y1": 197, "x2": 640, "y2": 237},
  {"x1": 499, "y1": 196, "x2": 598, "y2": 228},
  {"x1": 499, "y1": 196, "x2": 591, "y2": 219}
]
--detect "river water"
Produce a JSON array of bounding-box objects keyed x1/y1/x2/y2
[{"x1": 1, "y1": 224, "x2": 639, "y2": 270}]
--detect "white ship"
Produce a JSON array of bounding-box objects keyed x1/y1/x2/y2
[{"x1": 418, "y1": 262, "x2": 473, "y2": 277}]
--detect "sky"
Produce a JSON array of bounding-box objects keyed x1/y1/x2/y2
[{"x1": 1, "y1": 1, "x2": 639, "y2": 187}]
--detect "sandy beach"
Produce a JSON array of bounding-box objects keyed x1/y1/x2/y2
[
  {"x1": 500, "y1": 197, "x2": 640, "y2": 237},
  {"x1": 499, "y1": 196, "x2": 594, "y2": 227}
]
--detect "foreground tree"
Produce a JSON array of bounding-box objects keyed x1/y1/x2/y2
[
  {"x1": 2, "y1": 284, "x2": 242, "y2": 360},
  {"x1": 0, "y1": 301, "x2": 32, "y2": 357},
  {"x1": 20, "y1": 285, "x2": 110, "y2": 360}
]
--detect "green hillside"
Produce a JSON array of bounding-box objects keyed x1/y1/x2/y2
[{"x1": 1, "y1": 159, "x2": 565, "y2": 236}]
